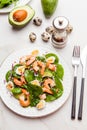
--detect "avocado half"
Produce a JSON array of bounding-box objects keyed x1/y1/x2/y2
[{"x1": 8, "y1": 5, "x2": 35, "y2": 28}]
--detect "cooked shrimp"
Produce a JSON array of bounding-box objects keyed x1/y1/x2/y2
[
  {"x1": 43, "y1": 78, "x2": 55, "y2": 89},
  {"x1": 19, "y1": 55, "x2": 31, "y2": 65},
  {"x1": 21, "y1": 75, "x2": 26, "y2": 84},
  {"x1": 19, "y1": 93, "x2": 30, "y2": 107},
  {"x1": 21, "y1": 89, "x2": 29, "y2": 95},
  {"x1": 26, "y1": 56, "x2": 36, "y2": 66},
  {"x1": 42, "y1": 87, "x2": 53, "y2": 94},
  {"x1": 47, "y1": 63, "x2": 56, "y2": 71},
  {"x1": 32, "y1": 61, "x2": 45, "y2": 75},
  {"x1": 32, "y1": 61, "x2": 39, "y2": 71},
  {"x1": 13, "y1": 75, "x2": 26, "y2": 86},
  {"x1": 13, "y1": 78, "x2": 23, "y2": 86},
  {"x1": 38, "y1": 61, "x2": 45, "y2": 75}
]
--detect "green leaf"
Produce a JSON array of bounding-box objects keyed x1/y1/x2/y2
[
  {"x1": 5, "y1": 70, "x2": 12, "y2": 82},
  {"x1": 21, "y1": 84, "x2": 28, "y2": 89},
  {"x1": 27, "y1": 83, "x2": 43, "y2": 106},
  {"x1": 24, "y1": 70, "x2": 35, "y2": 83},
  {"x1": 13, "y1": 93, "x2": 21, "y2": 99},
  {"x1": 0, "y1": 0, "x2": 18, "y2": 9},
  {"x1": 29, "y1": 96, "x2": 40, "y2": 107},
  {"x1": 54, "y1": 75, "x2": 63, "y2": 91},
  {"x1": 36, "y1": 56, "x2": 46, "y2": 62},
  {"x1": 11, "y1": 87, "x2": 22, "y2": 94},
  {"x1": 35, "y1": 72, "x2": 42, "y2": 81},
  {"x1": 55, "y1": 64, "x2": 64, "y2": 80},
  {"x1": 12, "y1": 64, "x2": 21, "y2": 79},
  {"x1": 46, "y1": 94, "x2": 56, "y2": 102},
  {"x1": 1, "y1": 0, "x2": 11, "y2": 4},
  {"x1": 46, "y1": 81, "x2": 63, "y2": 102},
  {"x1": 45, "y1": 74, "x2": 64, "y2": 102},
  {"x1": 13, "y1": 64, "x2": 21, "y2": 71},
  {"x1": 12, "y1": 71, "x2": 21, "y2": 79},
  {"x1": 27, "y1": 83, "x2": 43, "y2": 97},
  {"x1": 43, "y1": 69, "x2": 53, "y2": 78},
  {"x1": 46, "y1": 89, "x2": 63, "y2": 102}
]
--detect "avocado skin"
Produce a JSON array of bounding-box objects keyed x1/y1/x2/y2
[
  {"x1": 8, "y1": 5, "x2": 35, "y2": 28},
  {"x1": 41, "y1": 0, "x2": 58, "y2": 18}
]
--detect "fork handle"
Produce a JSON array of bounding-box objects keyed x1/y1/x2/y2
[
  {"x1": 78, "y1": 78, "x2": 85, "y2": 120},
  {"x1": 71, "y1": 76, "x2": 77, "y2": 119}
]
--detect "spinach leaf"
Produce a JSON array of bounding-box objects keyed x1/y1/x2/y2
[
  {"x1": 43, "y1": 69, "x2": 53, "y2": 78},
  {"x1": 12, "y1": 64, "x2": 21, "y2": 79},
  {"x1": 54, "y1": 75, "x2": 64, "y2": 91},
  {"x1": 0, "y1": 0, "x2": 18, "y2": 9},
  {"x1": 27, "y1": 83, "x2": 43, "y2": 97},
  {"x1": 5, "y1": 70, "x2": 12, "y2": 82},
  {"x1": 35, "y1": 72, "x2": 42, "y2": 81},
  {"x1": 24, "y1": 70, "x2": 35, "y2": 83},
  {"x1": 46, "y1": 94, "x2": 56, "y2": 102},
  {"x1": 21, "y1": 84, "x2": 28, "y2": 89},
  {"x1": 11, "y1": 87, "x2": 22, "y2": 95},
  {"x1": 36, "y1": 56, "x2": 46, "y2": 62},
  {"x1": 45, "y1": 74, "x2": 64, "y2": 102},
  {"x1": 13, "y1": 64, "x2": 21, "y2": 71},
  {"x1": 46, "y1": 80, "x2": 63, "y2": 102},
  {"x1": 27, "y1": 83, "x2": 43, "y2": 106},
  {"x1": 55, "y1": 64, "x2": 64, "y2": 80},
  {"x1": 29, "y1": 96, "x2": 40, "y2": 107},
  {"x1": 46, "y1": 89, "x2": 63, "y2": 102},
  {"x1": 12, "y1": 71, "x2": 21, "y2": 79}
]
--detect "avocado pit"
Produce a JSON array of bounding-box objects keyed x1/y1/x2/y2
[{"x1": 13, "y1": 10, "x2": 28, "y2": 22}]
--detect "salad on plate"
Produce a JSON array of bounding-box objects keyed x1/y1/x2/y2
[
  {"x1": 5, "y1": 50, "x2": 64, "y2": 110},
  {"x1": 0, "y1": 0, "x2": 31, "y2": 13},
  {"x1": 0, "y1": 0, "x2": 18, "y2": 9}
]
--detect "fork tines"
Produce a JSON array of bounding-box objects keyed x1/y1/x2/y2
[{"x1": 73, "y1": 46, "x2": 80, "y2": 57}]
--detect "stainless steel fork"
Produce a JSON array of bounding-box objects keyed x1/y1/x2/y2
[{"x1": 71, "y1": 46, "x2": 80, "y2": 119}]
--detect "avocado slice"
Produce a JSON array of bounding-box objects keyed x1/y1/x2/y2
[{"x1": 8, "y1": 5, "x2": 35, "y2": 28}]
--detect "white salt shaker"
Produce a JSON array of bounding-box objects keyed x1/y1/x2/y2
[{"x1": 52, "y1": 16, "x2": 69, "y2": 48}]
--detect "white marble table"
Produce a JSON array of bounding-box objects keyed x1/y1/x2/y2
[{"x1": 0, "y1": 0, "x2": 87, "y2": 130}]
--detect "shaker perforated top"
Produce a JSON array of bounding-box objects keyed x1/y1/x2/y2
[{"x1": 53, "y1": 16, "x2": 69, "y2": 30}]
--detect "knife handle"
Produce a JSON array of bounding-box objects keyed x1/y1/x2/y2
[
  {"x1": 78, "y1": 78, "x2": 85, "y2": 120},
  {"x1": 71, "y1": 76, "x2": 77, "y2": 119}
]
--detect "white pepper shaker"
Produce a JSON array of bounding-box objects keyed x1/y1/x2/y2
[{"x1": 52, "y1": 16, "x2": 69, "y2": 48}]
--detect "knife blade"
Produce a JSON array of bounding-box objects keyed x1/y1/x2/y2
[{"x1": 78, "y1": 46, "x2": 87, "y2": 120}]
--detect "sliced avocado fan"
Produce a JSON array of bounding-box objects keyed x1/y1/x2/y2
[{"x1": 8, "y1": 5, "x2": 35, "y2": 28}]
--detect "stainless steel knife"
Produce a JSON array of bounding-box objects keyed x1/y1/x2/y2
[{"x1": 78, "y1": 46, "x2": 87, "y2": 120}]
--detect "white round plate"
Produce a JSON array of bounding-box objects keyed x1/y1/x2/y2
[
  {"x1": 0, "y1": 0, "x2": 31, "y2": 13},
  {"x1": 0, "y1": 46, "x2": 72, "y2": 118}
]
